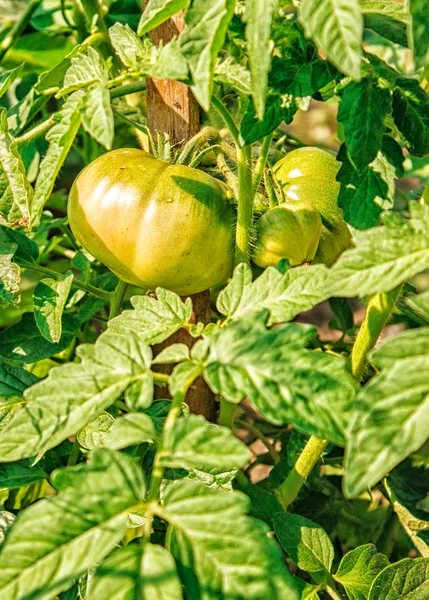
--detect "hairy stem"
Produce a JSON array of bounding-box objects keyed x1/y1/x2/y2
[
  {"x1": 219, "y1": 399, "x2": 238, "y2": 429},
  {"x1": 277, "y1": 285, "x2": 402, "y2": 508},
  {"x1": 277, "y1": 436, "x2": 329, "y2": 509},
  {"x1": 109, "y1": 279, "x2": 128, "y2": 319},
  {"x1": 211, "y1": 96, "x2": 240, "y2": 148},
  {"x1": 16, "y1": 117, "x2": 57, "y2": 146},
  {"x1": 235, "y1": 145, "x2": 254, "y2": 265},
  {"x1": 252, "y1": 133, "x2": 273, "y2": 196},
  {"x1": 347, "y1": 285, "x2": 402, "y2": 381},
  {"x1": 21, "y1": 262, "x2": 111, "y2": 301},
  {"x1": 110, "y1": 80, "x2": 147, "y2": 99},
  {"x1": 0, "y1": 0, "x2": 43, "y2": 64},
  {"x1": 144, "y1": 371, "x2": 200, "y2": 539}
]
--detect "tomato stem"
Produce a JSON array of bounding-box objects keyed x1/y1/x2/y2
[
  {"x1": 15, "y1": 117, "x2": 57, "y2": 147},
  {"x1": 277, "y1": 284, "x2": 402, "y2": 508},
  {"x1": 109, "y1": 81, "x2": 147, "y2": 100},
  {"x1": 109, "y1": 279, "x2": 128, "y2": 320},
  {"x1": 144, "y1": 371, "x2": 200, "y2": 540},
  {"x1": 277, "y1": 436, "x2": 329, "y2": 509},
  {"x1": 252, "y1": 132, "x2": 273, "y2": 196},
  {"x1": 219, "y1": 399, "x2": 238, "y2": 429},
  {"x1": 0, "y1": 0, "x2": 43, "y2": 64},
  {"x1": 347, "y1": 285, "x2": 402, "y2": 381},
  {"x1": 235, "y1": 144, "x2": 254, "y2": 265},
  {"x1": 21, "y1": 261, "x2": 112, "y2": 301},
  {"x1": 211, "y1": 96, "x2": 240, "y2": 148}
]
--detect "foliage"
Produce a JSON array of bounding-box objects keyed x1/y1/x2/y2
[{"x1": 0, "y1": 0, "x2": 428, "y2": 598}]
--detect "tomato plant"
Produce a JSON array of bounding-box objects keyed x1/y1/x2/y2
[{"x1": 0, "y1": 1, "x2": 428, "y2": 599}]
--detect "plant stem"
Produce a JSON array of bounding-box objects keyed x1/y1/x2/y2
[
  {"x1": 219, "y1": 399, "x2": 238, "y2": 429},
  {"x1": 144, "y1": 372, "x2": 200, "y2": 540},
  {"x1": 277, "y1": 285, "x2": 402, "y2": 508},
  {"x1": 67, "y1": 438, "x2": 81, "y2": 466},
  {"x1": 277, "y1": 436, "x2": 329, "y2": 509},
  {"x1": 16, "y1": 117, "x2": 57, "y2": 146},
  {"x1": 325, "y1": 584, "x2": 345, "y2": 600},
  {"x1": 79, "y1": 0, "x2": 110, "y2": 41},
  {"x1": 21, "y1": 262, "x2": 111, "y2": 301},
  {"x1": 110, "y1": 80, "x2": 147, "y2": 100},
  {"x1": 347, "y1": 285, "x2": 402, "y2": 381},
  {"x1": 176, "y1": 126, "x2": 219, "y2": 165},
  {"x1": 236, "y1": 418, "x2": 280, "y2": 464},
  {"x1": 211, "y1": 96, "x2": 240, "y2": 147},
  {"x1": 235, "y1": 144, "x2": 254, "y2": 265},
  {"x1": 252, "y1": 133, "x2": 273, "y2": 195},
  {"x1": 109, "y1": 279, "x2": 128, "y2": 319},
  {"x1": 0, "y1": 0, "x2": 43, "y2": 64}
]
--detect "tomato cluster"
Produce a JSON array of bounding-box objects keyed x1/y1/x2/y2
[{"x1": 68, "y1": 146, "x2": 350, "y2": 295}]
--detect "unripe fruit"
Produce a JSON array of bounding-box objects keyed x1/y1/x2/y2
[
  {"x1": 252, "y1": 200, "x2": 322, "y2": 268},
  {"x1": 274, "y1": 147, "x2": 352, "y2": 266},
  {"x1": 68, "y1": 148, "x2": 235, "y2": 296}
]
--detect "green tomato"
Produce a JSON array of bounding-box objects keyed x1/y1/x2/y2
[
  {"x1": 68, "y1": 148, "x2": 235, "y2": 295},
  {"x1": 253, "y1": 200, "x2": 322, "y2": 268},
  {"x1": 274, "y1": 147, "x2": 352, "y2": 266}
]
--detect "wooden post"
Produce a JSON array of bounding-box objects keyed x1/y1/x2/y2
[{"x1": 146, "y1": 10, "x2": 216, "y2": 422}]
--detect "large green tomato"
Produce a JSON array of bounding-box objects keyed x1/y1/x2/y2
[
  {"x1": 68, "y1": 148, "x2": 235, "y2": 295},
  {"x1": 273, "y1": 147, "x2": 352, "y2": 266},
  {"x1": 252, "y1": 200, "x2": 322, "y2": 268}
]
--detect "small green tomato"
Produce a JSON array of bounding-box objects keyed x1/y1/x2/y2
[{"x1": 252, "y1": 200, "x2": 322, "y2": 268}]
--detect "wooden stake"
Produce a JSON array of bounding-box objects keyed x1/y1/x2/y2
[{"x1": 146, "y1": 9, "x2": 216, "y2": 422}]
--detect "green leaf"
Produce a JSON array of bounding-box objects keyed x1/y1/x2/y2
[
  {"x1": 60, "y1": 46, "x2": 107, "y2": 96},
  {"x1": 109, "y1": 23, "x2": 188, "y2": 80},
  {"x1": 299, "y1": 0, "x2": 363, "y2": 81},
  {"x1": 33, "y1": 271, "x2": 73, "y2": 343},
  {"x1": 0, "y1": 330, "x2": 153, "y2": 462},
  {"x1": 0, "y1": 312, "x2": 76, "y2": 364},
  {"x1": 31, "y1": 91, "x2": 84, "y2": 227},
  {"x1": 88, "y1": 543, "x2": 183, "y2": 600},
  {"x1": 169, "y1": 360, "x2": 202, "y2": 396},
  {"x1": 81, "y1": 83, "x2": 114, "y2": 150},
  {"x1": 338, "y1": 76, "x2": 392, "y2": 171},
  {"x1": 274, "y1": 513, "x2": 334, "y2": 575},
  {"x1": 410, "y1": 0, "x2": 429, "y2": 68},
  {"x1": 217, "y1": 262, "x2": 332, "y2": 324},
  {"x1": 334, "y1": 544, "x2": 389, "y2": 600},
  {"x1": 361, "y1": 0, "x2": 409, "y2": 47},
  {"x1": 163, "y1": 480, "x2": 300, "y2": 600},
  {"x1": 7, "y1": 88, "x2": 35, "y2": 136},
  {"x1": 0, "y1": 109, "x2": 33, "y2": 226},
  {"x1": 77, "y1": 412, "x2": 115, "y2": 450},
  {"x1": 246, "y1": 0, "x2": 277, "y2": 119},
  {"x1": 204, "y1": 311, "x2": 356, "y2": 444},
  {"x1": 0, "y1": 362, "x2": 38, "y2": 396},
  {"x1": 392, "y1": 77, "x2": 429, "y2": 157},
  {"x1": 336, "y1": 139, "x2": 398, "y2": 229},
  {"x1": 180, "y1": 0, "x2": 235, "y2": 110},
  {"x1": 35, "y1": 46, "x2": 82, "y2": 94},
  {"x1": 152, "y1": 343, "x2": 190, "y2": 365},
  {"x1": 239, "y1": 94, "x2": 298, "y2": 145},
  {"x1": 0, "y1": 224, "x2": 39, "y2": 264},
  {"x1": 215, "y1": 56, "x2": 251, "y2": 95},
  {"x1": 344, "y1": 327, "x2": 429, "y2": 497},
  {"x1": 161, "y1": 414, "x2": 251, "y2": 471},
  {"x1": 0, "y1": 244, "x2": 20, "y2": 308},
  {"x1": 105, "y1": 412, "x2": 158, "y2": 450},
  {"x1": 0, "y1": 449, "x2": 146, "y2": 600},
  {"x1": 407, "y1": 289, "x2": 429, "y2": 320},
  {"x1": 139, "y1": 0, "x2": 190, "y2": 35},
  {"x1": 329, "y1": 203, "x2": 429, "y2": 298},
  {"x1": 0, "y1": 64, "x2": 24, "y2": 99},
  {"x1": 109, "y1": 290, "x2": 194, "y2": 345},
  {"x1": 369, "y1": 558, "x2": 429, "y2": 599},
  {"x1": 0, "y1": 446, "x2": 65, "y2": 490}
]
